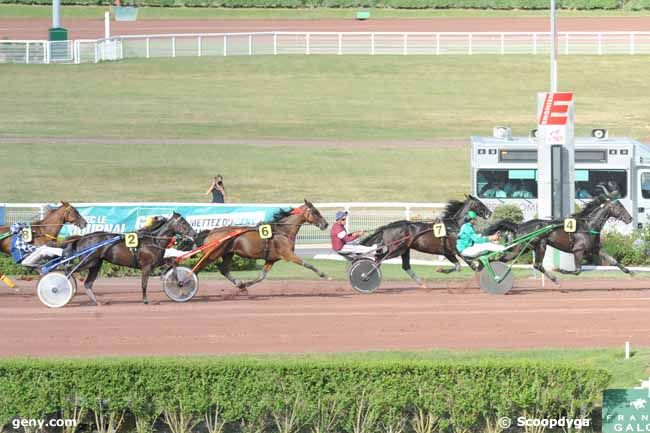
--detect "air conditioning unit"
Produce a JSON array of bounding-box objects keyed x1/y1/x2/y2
[
  {"x1": 592, "y1": 129, "x2": 608, "y2": 140},
  {"x1": 493, "y1": 126, "x2": 512, "y2": 140}
]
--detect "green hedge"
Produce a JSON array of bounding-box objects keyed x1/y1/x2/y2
[
  {"x1": 0, "y1": 358, "x2": 610, "y2": 432},
  {"x1": 0, "y1": 253, "x2": 256, "y2": 279}
]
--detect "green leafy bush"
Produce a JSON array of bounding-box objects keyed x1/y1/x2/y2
[
  {"x1": 490, "y1": 204, "x2": 524, "y2": 224},
  {"x1": 0, "y1": 252, "x2": 256, "y2": 279},
  {"x1": 601, "y1": 230, "x2": 647, "y2": 266},
  {"x1": 0, "y1": 358, "x2": 610, "y2": 433}
]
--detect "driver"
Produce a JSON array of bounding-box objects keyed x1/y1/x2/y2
[
  {"x1": 456, "y1": 210, "x2": 505, "y2": 258},
  {"x1": 9, "y1": 222, "x2": 63, "y2": 268},
  {"x1": 330, "y1": 211, "x2": 375, "y2": 255}
]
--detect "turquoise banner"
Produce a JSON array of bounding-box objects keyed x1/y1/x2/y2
[{"x1": 59, "y1": 205, "x2": 292, "y2": 237}]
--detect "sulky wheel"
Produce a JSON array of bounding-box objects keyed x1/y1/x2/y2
[
  {"x1": 37, "y1": 272, "x2": 75, "y2": 308},
  {"x1": 478, "y1": 261, "x2": 514, "y2": 295},
  {"x1": 348, "y1": 258, "x2": 382, "y2": 294},
  {"x1": 162, "y1": 266, "x2": 199, "y2": 302}
]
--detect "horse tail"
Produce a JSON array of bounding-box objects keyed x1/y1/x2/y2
[
  {"x1": 483, "y1": 219, "x2": 519, "y2": 236},
  {"x1": 194, "y1": 230, "x2": 211, "y2": 247}
]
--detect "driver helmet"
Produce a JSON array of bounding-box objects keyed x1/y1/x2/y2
[{"x1": 465, "y1": 210, "x2": 478, "y2": 221}]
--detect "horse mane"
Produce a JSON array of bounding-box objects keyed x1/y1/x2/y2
[
  {"x1": 576, "y1": 195, "x2": 608, "y2": 217},
  {"x1": 267, "y1": 208, "x2": 294, "y2": 223},
  {"x1": 442, "y1": 200, "x2": 465, "y2": 220},
  {"x1": 359, "y1": 220, "x2": 411, "y2": 246}
]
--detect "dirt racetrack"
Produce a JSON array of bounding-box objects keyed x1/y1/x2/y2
[
  {"x1": 1, "y1": 277, "x2": 649, "y2": 357},
  {"x1": 4, "y1": 16, "x2": 650, "y2": 40}
]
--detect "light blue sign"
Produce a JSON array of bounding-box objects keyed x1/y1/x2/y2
[{"x1": 60, "y1": 205, "x2": 292, "y2": 237}]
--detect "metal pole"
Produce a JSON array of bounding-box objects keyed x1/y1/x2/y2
[
  {"x1": 104, "y1": 11, "x2": 110, "y2": 39},
  {"x1": 52, "y1": 0, "x2": 61, "y2": 28},
  {"x1": 550, "y1": 0, "x2": 557, "y2": 92}
]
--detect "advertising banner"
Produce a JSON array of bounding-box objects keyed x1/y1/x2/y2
[{"x1": 59, "y1": 204, "x2": 291, "y2": 237}]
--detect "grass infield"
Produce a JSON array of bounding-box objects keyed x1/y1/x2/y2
[
  {"x1": 1, "y1": 56, "x2": 650, "y2": 141},
  {"x1": 1, "y1": 56, "x2": 650, "y2": 202}
]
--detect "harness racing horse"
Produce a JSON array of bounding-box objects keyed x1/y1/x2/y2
[
  {"x1": 61, "y1": 212, "x2": 195, "y2": 305},
  {"x1": 484, "y1": 187, "x2": 633, "y2": 284},
  {"x1": 191, "y1": 200, "x2": 329, "y2": 293},
  {"x1": 0, "y1": 202, "x2": 87, "y2": 256},
  {"x1": 359, "y1": 195, "x2": 492, "y2": 287}
]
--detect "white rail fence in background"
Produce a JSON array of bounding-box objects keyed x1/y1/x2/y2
[
  {"x1": 2, "y1": 31, "x2": 650, "y2": 64},
  {"x1": 1, "y1": 203, "x2": 445, "y2": 245}
]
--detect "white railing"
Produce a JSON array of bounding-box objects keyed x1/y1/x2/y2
[
  {"x1": 3, "y1": 31, "x2": 650, "y2": 64},
  {"x1": 0, "y1": 202, "x2": 445, "y2": 245}
]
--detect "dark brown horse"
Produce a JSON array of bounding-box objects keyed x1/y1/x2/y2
[
  {"x1": 359, "y1": 195, "x2": 492, "y2": 287},
  {"x1": 0, "y1": 202, "x2": 87, "y2": 256},
  {"x1": 485, "y1": 190, "x2": 633, "y2": 283},
  {"x1": 61, "y1": 212, "x2": 195, "y2": 305},
  {"x1": 190, "y1": 200, "x2": 328, "y2": 292}
]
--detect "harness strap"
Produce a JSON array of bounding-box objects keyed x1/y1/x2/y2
[
  {"x1": 263, "y1": 238, "x2": 270, "y2": 261},
  {"x1": 589, "y1": 230, "x2": 600, "y2": 235},
  {"x1": 0, "y1": 232, "x2": 12, "y2": 242}
]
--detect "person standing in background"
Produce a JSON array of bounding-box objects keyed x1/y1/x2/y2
[{"x1": 206, "y1": 174, "x2": 226, "y2": 203}]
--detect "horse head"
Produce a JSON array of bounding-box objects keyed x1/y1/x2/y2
[
  {"x1": 300, "y1": 199, "x2": 328, "y2": 230},
  {"x1": 60, "y1": 201, "x2": 87, "y2": 229},
  {"x1": 605, "y1": 199, "x2": 632, "y2": 225},
  {"x1": 169, "y1": 212, "x2": 197, "y2": 240},
  {"x1": 465, "y1": 194, "x2": 492, "y2": 219}
]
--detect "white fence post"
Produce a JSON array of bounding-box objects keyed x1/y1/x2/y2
[
  {"x1": 5, "y1": 31, "x2": 650, "y2": 65},
  {"x1": 598, "y1": 32, "x2": 602, "y2": 55}
]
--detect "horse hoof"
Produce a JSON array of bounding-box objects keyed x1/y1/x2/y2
[
  {"x1": 143, "y1": 299, "x2": 149, "y2": 305},
  {"x1": 419, "y1": 284, "x2": 428, "y2": 289}
]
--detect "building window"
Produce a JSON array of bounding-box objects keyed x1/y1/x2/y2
[
  {"x1": 477, "y1": 169, "x2": 538, "y2": 199},
  {"x1": 575, "y1": 169, "x2": 627, "y2": 199}
]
